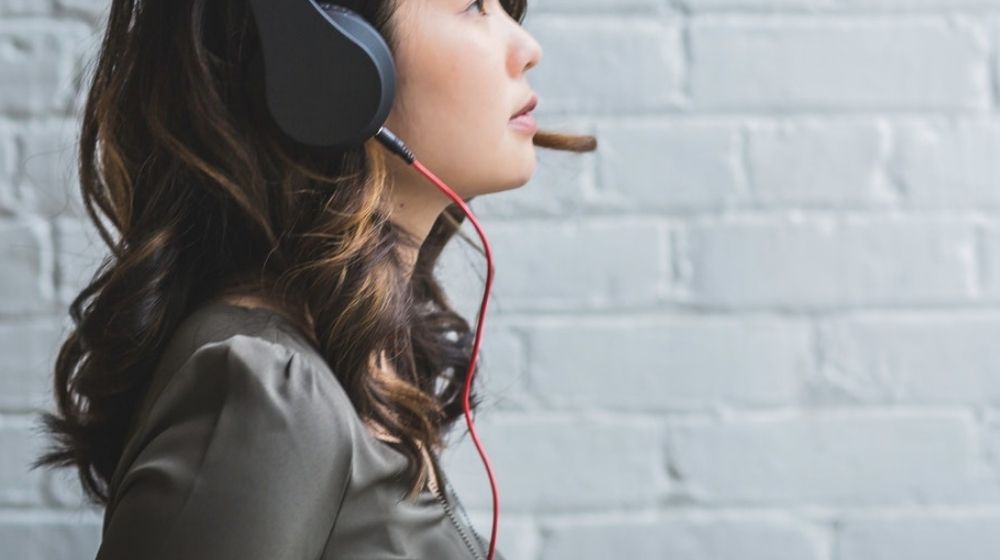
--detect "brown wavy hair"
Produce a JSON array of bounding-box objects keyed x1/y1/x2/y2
[{"x1": 30, "y1": 0, "x2": 597, "y2": 506}]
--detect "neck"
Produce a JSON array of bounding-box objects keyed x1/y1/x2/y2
[{"x1": 387, "y1": 164, "x2": 455, "y2": 283}]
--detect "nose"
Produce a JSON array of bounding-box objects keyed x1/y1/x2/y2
[
  {"x1": 512, "y1": 26, "x2": 543, "y2": 75},
  {"x1": 524, "y1": 32, "x2": 542, "y2": 71}
]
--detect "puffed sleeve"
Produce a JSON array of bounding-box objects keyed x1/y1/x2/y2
[{"x1": 95, "y1": 335, "x2": 354, "y2": 560}]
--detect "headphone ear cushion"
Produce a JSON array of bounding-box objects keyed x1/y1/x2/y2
[{"x1": 248, "y1": 0, "x2": 397, "y2": 148}]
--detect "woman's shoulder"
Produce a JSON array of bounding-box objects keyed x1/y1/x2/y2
[
  {"x1": 107, "y1": 299, "x2": 361, "y2": 499},
  {"x1": 149, "y1": 298, "x2": 354, "y2": 420},
  {"x1": 99, "y1": 300, "x2": 361, "y2": 556},
  {"x1": 162, "y1": 298, "x2": 324, "y2": 375}
]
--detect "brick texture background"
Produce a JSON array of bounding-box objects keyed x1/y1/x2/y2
[{"x1": 4, "y1": 0, "x2": 1000, "y2": 559}]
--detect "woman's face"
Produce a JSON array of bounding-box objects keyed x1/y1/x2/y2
[{"x1": 382, "y1": 0, "x2": 543, "y2": 203}]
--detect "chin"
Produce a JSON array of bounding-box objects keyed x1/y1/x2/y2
[
  {"x1": 473, "y1": 169, "x2": 534, "y2": 197},
  {"x1": 470, "y1": 147, "x2": 537, "y2": 195},
  {"x1": 502, "y1": 167, "x2": 536, "y2": 193}
]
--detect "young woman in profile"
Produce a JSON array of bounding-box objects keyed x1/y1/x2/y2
[{"x1": 31, "y1": 0, "x2": 595, "y2": 558}]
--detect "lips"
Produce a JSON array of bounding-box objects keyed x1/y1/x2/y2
[{"x1": 511, "y1": 95, "x2": 538, "y2": 119}]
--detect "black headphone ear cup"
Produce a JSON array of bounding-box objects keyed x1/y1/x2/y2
[
  {"x1": 246, "y1": 48, "x2": 288, "y2": 142},
  {"x1": 247, "y1": 0, "x2": 396, "y2": 148}
]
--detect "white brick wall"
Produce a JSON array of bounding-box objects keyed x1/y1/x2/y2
[{"x1": 6, "y1": 0, "x2": 1000, "y2": 559}]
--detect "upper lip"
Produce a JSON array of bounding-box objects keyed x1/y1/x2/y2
[{"x1": 511, "y1": 94, "x2": 538, "y2": 118}]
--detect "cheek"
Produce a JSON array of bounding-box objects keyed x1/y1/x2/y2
[
  {"x1": 408, "y1": 58, "x2": 506, "y2": 153},
  {"x1": 433, "y1": 61, "x2": 498, "y2": 125}
]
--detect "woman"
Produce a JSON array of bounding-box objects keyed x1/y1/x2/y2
[{"x1": 32, "y1": 0, "x2": 596, "y2": 558}]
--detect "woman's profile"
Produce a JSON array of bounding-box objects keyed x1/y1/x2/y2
[{"x1": 30, "y1": 0, "x2": 595, "y2": 558}]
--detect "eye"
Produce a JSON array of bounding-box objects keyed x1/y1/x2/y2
[{"x1": 467, "y1": 0, "x2": 489, "y2": 15}]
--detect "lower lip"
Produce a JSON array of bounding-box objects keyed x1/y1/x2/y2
[{"x1": 509, "y1": 113, "x2": 538, "y2": 134}]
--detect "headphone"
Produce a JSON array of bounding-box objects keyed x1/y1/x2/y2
[{"x1": 246, "y1": 2, "x2": 502, "y2": 559}]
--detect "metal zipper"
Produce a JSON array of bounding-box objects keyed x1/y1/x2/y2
[
  {"x1": 427, "y1": 464, "x2": 487, "y2": 560},
  {"x1": 442, "y1": 474, "x2": 494, "y2": 559}
]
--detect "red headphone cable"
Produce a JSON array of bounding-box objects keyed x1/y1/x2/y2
[{"x1": 374, "y1": 126, "x2": 501, "y2": 560}]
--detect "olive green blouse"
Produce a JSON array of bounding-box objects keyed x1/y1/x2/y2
[{"x1": 95, "y1": 299, "x2": 506, "y2": 560}]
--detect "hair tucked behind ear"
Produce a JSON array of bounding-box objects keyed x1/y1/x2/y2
[{"x1": 30, "y1": 0, "x2": 597, "y2": 507}]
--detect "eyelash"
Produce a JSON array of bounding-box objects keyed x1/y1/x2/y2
[{"x1": 468, "y1": 0, "x2": 489, "y2": 15}]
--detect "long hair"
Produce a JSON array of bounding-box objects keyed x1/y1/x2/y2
[{"x1": 30, "y1": 0, "x2": 597, "y2": 506}]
